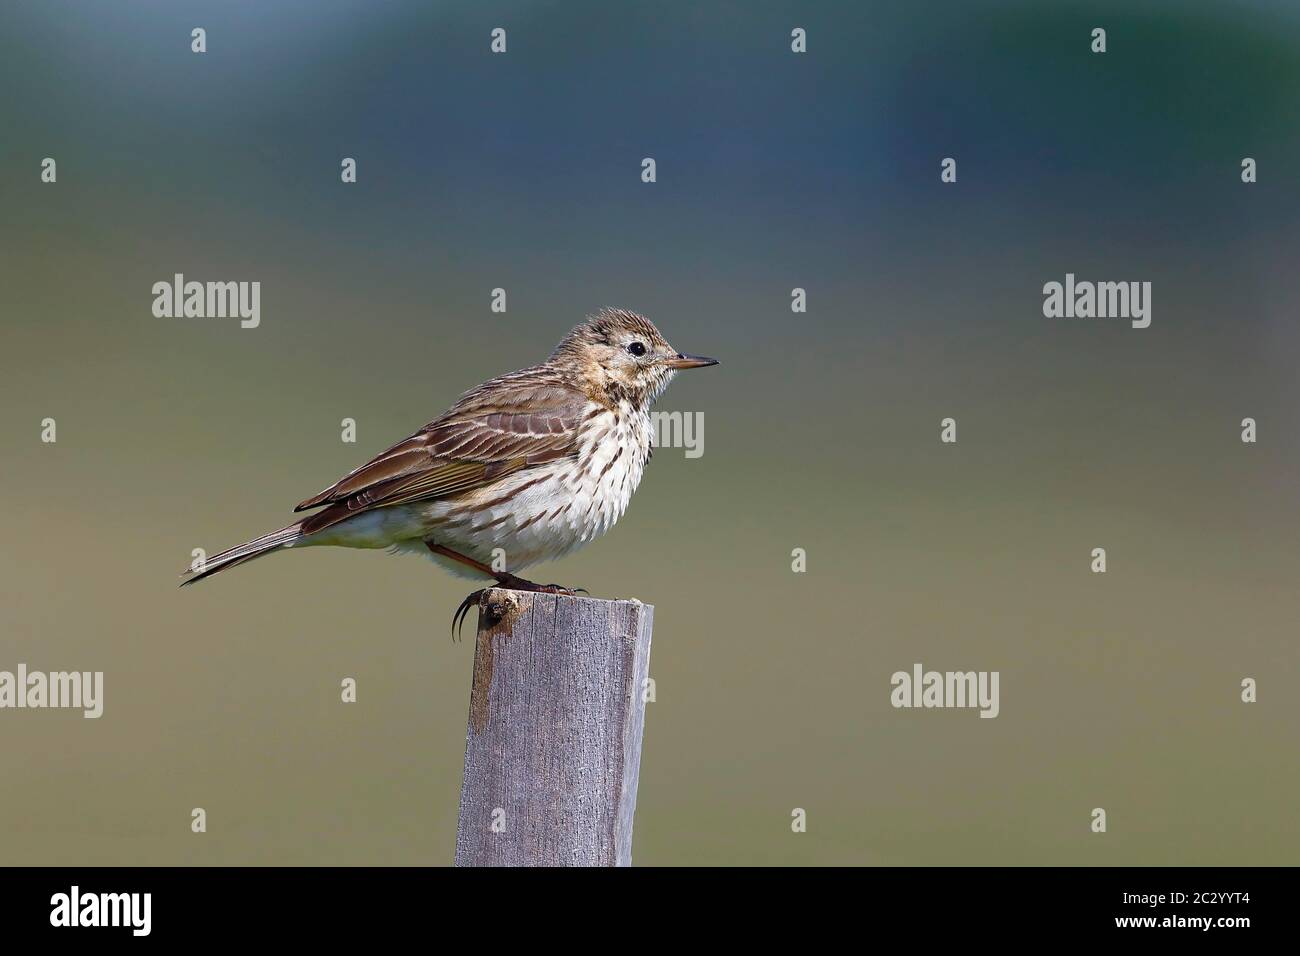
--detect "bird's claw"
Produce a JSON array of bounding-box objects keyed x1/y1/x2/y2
[
  {"x1": 452, "y1": 589, "x2": 486, "y2": 641},
  {"x1": 452, "y1": 580, "x2": 589, "y2": 640}
]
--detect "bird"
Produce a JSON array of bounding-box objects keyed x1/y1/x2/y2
[{"x1": 181, "y1": 308, "x2": 718, "y2": 632}]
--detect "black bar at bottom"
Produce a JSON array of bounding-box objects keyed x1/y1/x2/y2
[{"x1": 0, "y1": 866, "x2": 1281, "y2": 940}]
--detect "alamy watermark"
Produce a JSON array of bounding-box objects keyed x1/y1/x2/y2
[
  {"x1": 50, "y1": 886, "x2": 150, "y2": 936},
  {"x1": 1042, "y1": 273, "x2": 1150, "y2": 328},
  {"x1": 891, "y1": 663, "x2": 999, "y2": 718},
  {"x1": 0, "y1": 664, "x2": 103, "y2": 718},
  {"x1": 649, "y1": 410, "x2": 703, "y2": 458},
  {"x1": 152, "y1": 273, "x2": 260, "y2": 328}
]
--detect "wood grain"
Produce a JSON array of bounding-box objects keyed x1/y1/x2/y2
[{"x1": 454, "y1": 588, "x2": 654, "y2": 867}]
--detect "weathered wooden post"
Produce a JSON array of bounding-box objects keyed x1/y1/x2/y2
[{"x1": 454, "y1": 588, "x2": 654, "y2": 867}]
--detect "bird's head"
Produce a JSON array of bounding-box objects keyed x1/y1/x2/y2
[{"x1": 551, "y1": 308, "x2": 718, "y2": 407}]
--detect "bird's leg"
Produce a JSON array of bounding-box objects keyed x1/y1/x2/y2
[
  {"x1": 425, "y1": 542, "x2": 497, "y2": 639},
  {"x1": 425, "y1": 541, "x2": 587, "y2": 639},
  {"x1": 426, "y1": 542, "x2": 496, "y2": 577}
]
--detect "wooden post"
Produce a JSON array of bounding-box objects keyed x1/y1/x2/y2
[{"x1": 454, "y1": 588, "x2": 654, "y2": 867}]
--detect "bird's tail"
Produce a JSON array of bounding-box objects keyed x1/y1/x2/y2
[{"x1": 180, "y1": 522, "x2": 305, "y2": 586}]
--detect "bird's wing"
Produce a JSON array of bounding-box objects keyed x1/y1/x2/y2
[{"x1": 294, "y1": 371, "x2": 591, "y2": 535}]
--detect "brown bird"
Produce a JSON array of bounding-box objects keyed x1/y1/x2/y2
[{"x1": 181, "y1": 308, "x2": 718, "y2": 629}]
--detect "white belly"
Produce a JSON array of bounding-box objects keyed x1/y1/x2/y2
[{"x1": 320, "y1": 406, "x2": 652, "y2": 577}]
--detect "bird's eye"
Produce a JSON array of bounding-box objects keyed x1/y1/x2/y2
[{"x1": 626, "y1": 342, "x2": 646, "y2": 357}]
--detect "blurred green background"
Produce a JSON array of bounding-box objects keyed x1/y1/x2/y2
[{"x1": 1, "y1": 0, "x2": 1298, "y2": 865}]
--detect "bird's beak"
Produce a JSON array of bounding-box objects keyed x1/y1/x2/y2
[{"x1": 665, "y1": 353, "x2": 720, "y2": 370}]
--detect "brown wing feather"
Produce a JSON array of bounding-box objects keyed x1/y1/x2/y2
[
  {"x1": 294, "y1": 436, "x2": 433, "y2": 511},
  {"x1": 294, "y1": 367, "x2": 587, "y2": 536}
]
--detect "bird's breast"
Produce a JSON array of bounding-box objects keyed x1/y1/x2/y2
[
  {"x1": 417, "y1": 403, "x2": 652, "y2": 570},
  {"x1": 569, "y1": 404, "x2": 652, "y2": 538}
]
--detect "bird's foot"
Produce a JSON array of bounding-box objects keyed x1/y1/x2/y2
[
  {"x1": 451, "y1": 590, "x2": 487, "y2": 641},
  {"x1": 496, "y1": 573, "x2": 588, "y2": 596},
  {"x1": 451, "y1": 575, "x2": 590, "y2": 639}
]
